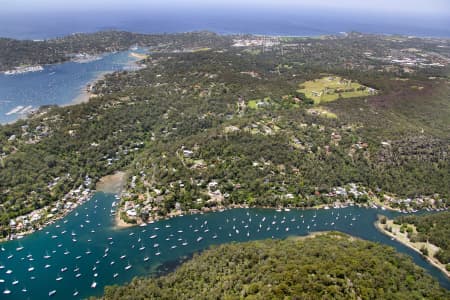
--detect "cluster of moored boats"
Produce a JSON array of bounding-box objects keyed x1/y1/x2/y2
[{"x1": 0, "y1": 194, "x2": 361, "y2": 298}]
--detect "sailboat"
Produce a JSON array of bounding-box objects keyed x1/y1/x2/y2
[
  {"x1": 44, "y1": 251, "x2": 51, "y2": 259},
  {"x1": 16, "y1": 243, "x2": 24, "y2": 251}
]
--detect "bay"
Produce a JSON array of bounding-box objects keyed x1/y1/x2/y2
[
  {"x1": 0, "y1": 48, "x2": 146, "y2": 124},
  {"x1": 0, "y1": 192, "x2": 448, "y2": 299}
]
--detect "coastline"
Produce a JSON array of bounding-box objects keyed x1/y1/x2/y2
[
  {"x1": 375, "y1": 217, "x2": 450, "y2": 279},
  {"x1": 66, "y1": 71, "x2": 107, "y2": 106},
  {"x1": 0, "y1": 172, "x2": 127, "y2": 243},
  {"x1": 112, "y1": 200, "x2": 378, "y2": 230}
]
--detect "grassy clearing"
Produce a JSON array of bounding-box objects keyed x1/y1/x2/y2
[
  {"x1": 248, "y1": 97, "x2": 272, "y2": 109},
  {"x1": 242, "y1": 48, "x2": 261, "y2": 55},
  {"x1": 298, "y1": 76, "x2": 376, "y2": 104},
  {"x1": 307, "y1": 107, "x2": 337, "y2": 119},
  {"x1": 192, "y1": 47, "x2": 211, "y2": 52}
]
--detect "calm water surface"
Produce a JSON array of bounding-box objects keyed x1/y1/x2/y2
[
  {"x1": 0, "y1": 49, "x2": 146, "y2": 124},
  {"x1": 0, "y1": 192, "x2": 448, "y2": 299}
]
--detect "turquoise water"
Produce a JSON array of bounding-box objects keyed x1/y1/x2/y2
[
  {"x1": 0, "y1": 49, "x2": 146, "y2": 124},
  {"x1": 0, "y1": 192, "x2": 448, "y2": 299}
]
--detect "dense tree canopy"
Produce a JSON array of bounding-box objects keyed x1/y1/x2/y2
[{"x1": 99, "y1": 233, "x2": 449, "y2": 299}]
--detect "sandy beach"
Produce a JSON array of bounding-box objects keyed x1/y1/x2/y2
[
  {"x1": 114, "y1": 211, "x2": 135, "y2": 229},
  {"x1": 65, "y1": 71, "x2": 107, "y2": 106},
  {"x1": 130, "y1": 52, "x2": 148, "y2": 60},
  {"x1": 96, "y1": 171, "x2": 136, "y2": 229},
  {"x1": 375, "y1": 217, "x2": 450, "y2": 278},
  {"x1": 96, "y1": 171, "x2": 127, "y2": 194}
]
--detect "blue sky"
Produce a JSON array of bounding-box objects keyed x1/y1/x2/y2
[{"x1": 1, "y1": 0, "x2": 449, "y2": 16}]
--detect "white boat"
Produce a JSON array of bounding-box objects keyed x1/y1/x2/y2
[
  {"x1": 5, "y1": 270, "x2": 12, "y2": 274},
  {"x1": 73, "y1": 290, "x2": 79, "y2": 296},
  {"x1": 144, "y1": 256, "x2": 150, "y2": 262},
  {"x1": 124, "y1": 263, "x2": 132, "y2": 270},
  {"x1": 75, "y1": 273, "x2": 81, "y2": 278},
  {"x1": 91, "y1": 281, "x2": 97, "y2": 288},
  {"x1": 139, "y1": 245, "x2": 145, "y2": 251},
  {"x1": 120, "y1": 255, "x2": 126, "y2": 259},
  {"x1": 28, "y1": 266, "x2": 34, "y2": 272},
  {"x1": 12, "y1": 280, "x2": 19, "y2": 285},
  {"x1": 56, "y1": 275, "x2": 63, "y2": 281},
  {"x1": 45, "y1": 264, "x2": 51, "y2": 269},
  {"x1": 150, "y1": 234, "x2": 157, "y2": 239},
  {"x1": 3, "y1": 289, "x2": 11, "y2": 294},
  {"x1": 49, "y1": 290, "x2": 56, "y2": 296},
  {"x1": 61, "y1": 267, "x2": 68, "y2": 272},
  {"x1": 196, "y1": 236, "x2": 203, "y2": 242},
  {"x1": 21, "y1": 287, "x2": 27, "y2": 292},
  {"x1": 113, "y1": 273, "x2": 119, "y2": 278}
]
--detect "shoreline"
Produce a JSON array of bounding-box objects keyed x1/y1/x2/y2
[
  {"x1": 112, "y1": 200, "x2": 380, "y2": 230},
  {"x1": 1, "y1": 49, "x2": 145, "y2": 125},
  {"x1": 375, "y1": 217, "x2": 450, "y2": 279},
  {"x1": 3, "y1": 31, "x2": 449, "y2": 45},
  {"x1": 65, "y1": 71, "x2": 107, "y2": 107},
  {"x1": 0, "y1": 171, "x2": 127, "y2": 243}
]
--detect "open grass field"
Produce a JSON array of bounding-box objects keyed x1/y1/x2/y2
[{"x1": 298, "y1": 76, "x2": 376, "y2": 104}]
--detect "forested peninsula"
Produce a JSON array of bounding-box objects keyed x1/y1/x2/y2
[{"x1": 97, "y1": 232, "x2": 450, "y2": 299}]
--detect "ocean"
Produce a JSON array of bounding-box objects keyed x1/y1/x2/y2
[{"x1": 0, "y1": 9, "x2": 449, "y2": 40}]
